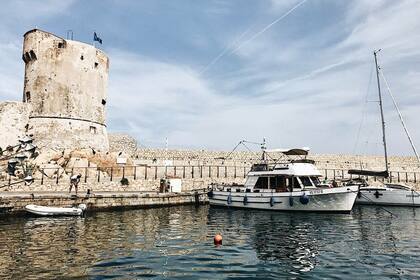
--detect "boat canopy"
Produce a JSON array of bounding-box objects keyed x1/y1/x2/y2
[
  {"x1": 266, "y1": 147, "x2": 310, "y2": 156},
  {"x1": 348, "y1": 169, "x2": 389, "y2": 178}
]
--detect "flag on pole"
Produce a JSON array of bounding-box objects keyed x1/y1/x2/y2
[{"x1": 93, "y1": 32, "x2": 103, "y2": 44}]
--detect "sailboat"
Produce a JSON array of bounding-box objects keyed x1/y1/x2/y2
[{"x1": 350, "y1": 50, "x2": 420, "y2": 206}]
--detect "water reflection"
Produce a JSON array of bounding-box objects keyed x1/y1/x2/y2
[{"x1": 0, "y1": 205, "x2": 419, "y2": 279}]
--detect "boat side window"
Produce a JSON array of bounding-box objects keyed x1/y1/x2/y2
[
  {"x1": 270, "y1": 176, "x2": 288, "y2": 192},
  {"x1": 255, "y1": 177, "x2": 268, "y2": 189},
  {"x1": 292, "y1": 177, "x2": 301, "y2": 189}
]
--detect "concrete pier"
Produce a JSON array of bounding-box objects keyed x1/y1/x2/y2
[{"x1": 0, "y1": 191, "x2": 208, "y2": 216}]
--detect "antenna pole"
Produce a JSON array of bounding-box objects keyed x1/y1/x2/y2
[{"x1": 374, "y1": 50, "x2": 389, "y2": 174}]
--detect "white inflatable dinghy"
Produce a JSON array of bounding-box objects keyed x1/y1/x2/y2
[{"x1": 25, "y1": 204, "x2": 87, "y2": 216}]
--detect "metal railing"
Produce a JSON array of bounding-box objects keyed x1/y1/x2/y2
[{"x1": 1, "y1": 165, "x2": 419, "y2": 188}]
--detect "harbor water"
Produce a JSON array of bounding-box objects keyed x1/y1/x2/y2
[{"x1": 1, "y1": 205, "x2": 419, "y2": 279}]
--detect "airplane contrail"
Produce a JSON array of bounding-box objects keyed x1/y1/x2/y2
[{"x1": 199, "y1": 0, "x2": 308, "y2": 75}]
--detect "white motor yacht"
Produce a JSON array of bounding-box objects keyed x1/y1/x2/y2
[{"x1": 209, "y1": 148, "x2": 359, "y2": 213}]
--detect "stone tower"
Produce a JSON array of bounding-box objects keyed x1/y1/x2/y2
[{"x1": 22, "y1": 29, "x2": 109, "y2": 151}]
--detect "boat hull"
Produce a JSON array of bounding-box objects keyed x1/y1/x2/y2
[
  {"x1": 25, "y1": 204, "x2": 83, "y2": 216},
  {"x1": 209, "y1": 185, "x2": 359, "y2": 212},
  {"x1": 356, "y1": 188, "x2": 420, "y2": 207}
]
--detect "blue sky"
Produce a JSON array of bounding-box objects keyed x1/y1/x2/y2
[{"x1": 1, "y1": 0, "x2": 420, "y2": 155}]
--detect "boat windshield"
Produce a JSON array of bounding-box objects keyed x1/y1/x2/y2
[
  {"x1": 299, "y1": 176, "x2": 313, "y2": 187},
  {"x1": 310, "y1": 176, "x2": 321, "y2": 186}
]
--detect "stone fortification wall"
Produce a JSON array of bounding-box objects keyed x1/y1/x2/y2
[
  {"x1": 22, "y1": 29, "x2": 109, "y2": 151},
  {"x1": 0, "y1": 102, "x2": 31, "y2": 149},
  {"x1": 134, "y1": 148, "x2": 420, "y2": 173},
  {"x1": 108, "y1": 133, "x2": 138, "y2": 155}
]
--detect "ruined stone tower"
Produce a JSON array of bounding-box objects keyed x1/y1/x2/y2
[{"x1": 22, "y1": 29, "x2": 109, "y2": 151}]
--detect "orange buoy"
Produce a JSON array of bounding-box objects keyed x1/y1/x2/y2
[{"x1": 214, "y1": 234, "x2": 223, "y2": 245}]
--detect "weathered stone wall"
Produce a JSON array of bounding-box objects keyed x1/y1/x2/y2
[
  {"x1": 22, "y1": 29, "x2": 109, "y2": 152},
  {"x1": 0, "y1": 102, "x2": 31, "y2": 149},
  {"x1": 108, "y1": 133, "x2": 138, "y2": 155}
]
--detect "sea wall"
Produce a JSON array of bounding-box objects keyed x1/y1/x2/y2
[
  {"x1": 0, "y1": 191, "x2": 208, "y2": 215},
  {"x1": 0, "y1": 101, "x2": 31, "y2": 149}
]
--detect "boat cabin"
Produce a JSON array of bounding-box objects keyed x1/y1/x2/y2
[{"x1": 243, "y1": 161, "x2": 323, "y2": 192}]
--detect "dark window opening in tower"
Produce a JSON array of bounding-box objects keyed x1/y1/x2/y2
[
  {"x1": 29, "y1": 50, "x2": 37, "y2": 60},
  {"x1": 25, "y1": 91, "x2": 31, "y2": 102},
  {"x1": 94, "y1": 62, "x2": 99, "y2": 68},
  {"x1": 24, "y1": 52, "x2": 31, "y2": 62},
  {"x1": 58, "y1": 42, "x2": 64, "y2": 48},
  {"x1": 80, "y1": 55, "x2": 84, "y2": 60},
  {"x1": 101, "y1": 99, "x2": 106, "y2": 105},
  {"x1": 90, "y1": 126, "x2": 97, "y2": 134},
  {"x1": 22, "y1": 54, "x2": 28, "y2": 63}
]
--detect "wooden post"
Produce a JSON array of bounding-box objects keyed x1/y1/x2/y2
[
  {"x1": 134, "y1": 166, "x2": 137, "y2": 180},
  {"x1": 414, "y1": 172, "x2": 417, "y2": 183},
  {"x1": 333, "y1": 169, "x2": 336, "y2": 180},
  {"x1": 174, "y1": 166, "x2": 177, "y2": 176},
  {"x1": 398, "y1": 172, "x2": 400, "y2": 182},
  {"x1": 225, "y1": 166, "x2": 227, "y2": 178},
  {"x1": 110, "y1": 167, "x2": 113, "y2": 181},
  {"x1": 191, "y1": 166, "x2": 194, "y2": 178},
  {"x1": 122, "y1": 167, "x2": 125, "y2": 179},
  {"x1": 234, "y1": 166, "x2": 237, "y2": 178},
  {"x1": 56, "y1": 168, "x2": 59, "y2": 184},
  {"x1": 183, "y1": 166, "x2": 186, "y2": 178},
  {"x1": 97, "y1": 168, "x2": 100, "y2": 182},
  {"x1": 209, "y1": 166, "x2": 211, "y2": 177},
  {"x1": 244, "y1": 166, "x2": 246, "y2": 178},
  {"x1": 217, "y1": 166, "x2": 219, "y2": 178},
  {"x1": 405, "y1": 172, "x2": 408, "y2": 183},
  {"x1": 165, "y1": 166, "x2": 168, "y2": 177},
  {"x1": 155, "y1": 166, "x2": 158, "y2": 180},
  {"x1": 41, "y1": 171, "x2": 44, "y2": 185},
  {"x1": 200, "y1": 166, "x2": 203, "y2": 178},
  {"x1": 145, "y1": 166, "x2": 148, "y2": 179}
]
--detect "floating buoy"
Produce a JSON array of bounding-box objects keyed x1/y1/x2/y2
[
  {"x1": 300, "y1": 193, "x2": 309, "y2": 205},
  {"x1": 270, "y1": 196, "x2": 275, "y2": 207},
  {"x1": 289, "y1": 196, "x2": 294, "y2": 206},
  {"x1": 227, "y1": 194, "x2": 232, "y2": 205},
  {"x1": 214, "y1": 234, "x2": 223, "y2": 245},
  {"x1": 243, "y1": 195, "x2": 248, "y2": 205}
]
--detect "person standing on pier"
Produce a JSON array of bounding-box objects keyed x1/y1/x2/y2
[{"x1": 69, "y1": 174, "x2": 81, "y2": 195}]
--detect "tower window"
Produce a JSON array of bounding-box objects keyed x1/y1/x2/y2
[
  {"x1": 25, "y1": 91, "x2": 31, "y2": 102},
  {"x1": 29, "y1": 50, "x2": 37, "y2": 60},
  {"x1": 94, "y1": 62, "x2": 99, "y2": 68},
  {"x1": 101, "y1": 99, "x2": 106, "y2": 105},
  {"x1": 89, "y1": 126, "x2": 97, "y2": 134},
  {"x1": 80, "y1": 55, "x2": 84, "y2": 60},
  {"x1": 24, "y1": 52, "x2": 31, "y2": 62},
  {"x1": 58, "y1": 42, "x2": 64, "y2": 48}
]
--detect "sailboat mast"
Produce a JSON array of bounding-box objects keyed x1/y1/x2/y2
[{"x1": 374, "y1": 49, "x2": 389, "y2": 174}]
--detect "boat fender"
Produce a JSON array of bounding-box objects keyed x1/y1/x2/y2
[
  {"x1": 270, "y1": 196, "x2": 275, "y2": 207},
  {"x1": 208, "y1": 190, "x2": 214, "y2": 198},
  {"x1": 357, "y1": 191, "x2": 362, "y2": 198},
  {"x1": 227, "y1": 194, "x2": 232, "y2": 205},
  {"x1": 289, "y1": 196, "x2": 294, "y2": 207},
  {"x1": 243, "y1": 195, "x2": 248, "y2": 205},
  {"x1": 374, "y1": 190, "x2": 380, "y2": 199},
  {"x1": 300, "y1": 194, "x2": 309, "y2": 205}
]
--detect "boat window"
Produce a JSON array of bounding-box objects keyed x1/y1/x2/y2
[
  {"x1": 270, "y1": 176, "x2": 288, "y2": 192},
  {"x1": 310, "y1": 176, "x2": 321, "y2": 186},
  {"x1": 290, "y1": 177, "x2": 301, "y2": 189},
  {"x1": 255, "y1": 177, "x2": 268, "y2": 189},
  {"x1": 244, "y1": 176, "x2": 258, "y2": 188},
  {"x1": 300, "y1": 177, "x2": 313, "y2": 187}
]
